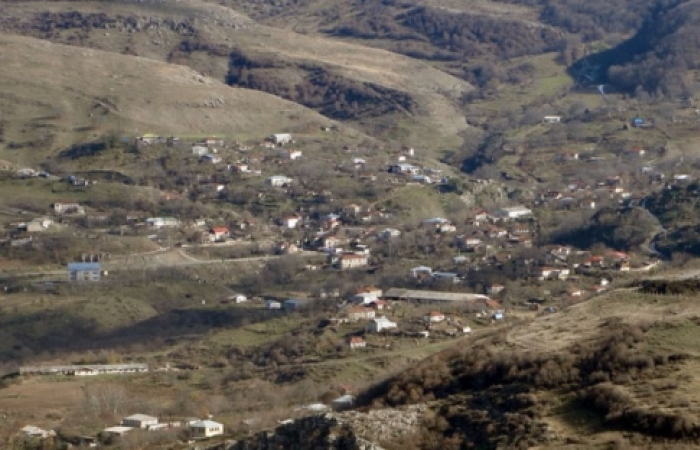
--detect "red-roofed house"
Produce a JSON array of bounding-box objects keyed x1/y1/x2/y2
[
  {"x1": 347, "y1": 306, "x2": 376, "y2": 321},
  {"x1": 209, "y1": 227, "x2": 229, "y2": 242},
  {"x1": 349, "y1": 336, "x2": 366, "y2": 350}
]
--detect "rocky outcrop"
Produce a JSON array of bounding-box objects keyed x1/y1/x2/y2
[{"x1": 228, "y1": 405, "x2": 427, "y2": 450}]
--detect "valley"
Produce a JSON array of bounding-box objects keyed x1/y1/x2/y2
[{"x1": 2, "y1": 0, "x2": 700, "y2": 448}]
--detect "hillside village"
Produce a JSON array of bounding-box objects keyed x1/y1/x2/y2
[{"x1": 5, "y1": 0, "x2": 700, "y2": 447}]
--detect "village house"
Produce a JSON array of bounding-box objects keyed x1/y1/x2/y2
[
  {"x1": 472, "y1": 210, "x2": 492, "y2": 224},
  {"x1": 229, "y1": 163, "x2": 250, "y2": 173},
  {"x1": 494, "y1": 205, "x2": 532, "y2": 220},
  {"x1": 432, "y1": 271, "x2": 461, "y2": 284},
  {"x1": 388, "y1": 163, "x2": 420, "y2": 175},
  {"x1": 20, "y1": 426, "x2": 53, "y2": 439},
  {"x1": 423, "y1": 217, "x2": 456, "y2": 233},
  {"x1": 230, "y1": 294, "x2": 248, "y2": 303},
  {"x1": 487, "y1": 284, "x2": 505, "y2": 295},
  {"x1": 409, "y1": 266, "x2": 433, "y2": 278},
  {"x1": 543, "y1": 115, "x2": 562, "y2": 123},
  {"x1": 350, "y1": 286, "x2": 383, "y2": 304},
  {"x1": 18, "y1": 217, "x2": 53, "y2": 233},
  {"x1": 268, "y1": 133, "x2": 293, "y2": 146},
  {"x1": 367, "y1": 316, "x2": 397, "y2": 333},
  {"x1": 191, "y1": 145, "x2": 208, "y2": 156},
  {"x1": 378, "y1": 228, "x2": 401, "y2": 240},
  {"x1": 423, "y1": 311, "x2": 445, "y2": 324},
  {"x1": 121, "y1": 414, "x2": 158, "y2": 429},
  {"x1": 189, "y1": 420, "x2": 224, "y2": 439},
  {"x1": 274, "y1": 241, "x2": 299, "y2": 255},
  {"x1": 336, "y1": 253, "x2": 369, "y2": 270},
  {"x1": 146, "y1": 217, "x2": 180, "y2": 229},
  {"x1": 266, "y1": 175, "x2": 293, "y2": 187},
  {"x1": 343, "y1": 203, "x2": 363, "y2": 216},
  {"x1": 320, "y1": 232, "x2": 348, "y2": 249},
  {"x1": 282, "y1": 215, "x2": 301, "y2": 229},
  {"x1": 67, "y1": 262, "x2": 101, "y2": 282},
  {"x1": 265, "y1": 300, "x2": 282, "y2": 310},
  {"x1": 209, "y1": 227, "x2": 229, "y2": 242},
  {"x1": 201, "y1": 153, "x2": 222, "y2": 164},
  {"x1": 457, "y1": 235, "x2": 482, "y2": 249},
  {"x1": 534, "y1": 267, "x2": 570, "y2": 281},
  {"x1": 628, "y1": 147, "x2": 646, "y2": 157},
  {"x1": 319, "y1": 213, "x2": 342, "y2": 230},
  {"x1": 52, "y1": 201, "x2": 84, "y2": 215},
  {"x1": 347, "y1": 306, "x2": 376, "y2": 321},
  {"x1": 279, "y1": 149, "x2": 303, "y2": 160},
  {"x1": 349, "y1": 336, "x2": 366, "y2": 350},
  {"x1": 369, "y1": 299, "x2": 390, "y2": 311},
  {"x1": 331, "y1": 395, "x2": 356, "y2": 412}
]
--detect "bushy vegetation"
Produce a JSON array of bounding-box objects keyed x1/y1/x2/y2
[
  {"x1": 330, "y1": 5, "x2": 564, "y2": 60},
  {"x1": 569, "y1": 0, "x2": 700, "y2": 96},
  {"x1": 552, "y1": 206, "x2": 658, "y2": 251},
  {"x1": 226, "y1": 50, "x2": 415, "y2": 120},
  {"x1": 359, "y1": 324, "x2": 692, "y2": 447}
]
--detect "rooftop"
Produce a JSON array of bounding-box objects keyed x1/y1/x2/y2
[
  {"x1": 67, "y1": 262, "x2": 101, "y2": 271},
  {"x1": 384, "y1": 288, "x2": 489, "y2": 303}
]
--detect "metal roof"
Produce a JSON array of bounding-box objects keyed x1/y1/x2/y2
[
  {"x1": 384, "y1": 288, "x2": 489, "y2": 303},
  {"x1": 67, "y1": 262, "x2": 101, "y2": 271}
]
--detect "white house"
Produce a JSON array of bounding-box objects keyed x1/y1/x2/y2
[
  {"x1": 388, "y1": 163, "x2": 420, "y2": 175},
  {"x1": 230, "y1": 294, "x2": 247, "y2": 304},
  {"x1": 347, "y1": 306, "x2": 376, "y2": 321},
  {"x1": 269, "y1": 133, "x2": 293, "y2": 146},
  {"x1": 191, "y1": 145, "x2": 208, "y2": 156},
  {"x1": 103, "y1": 426, "x2": 133, "y2": 437},
  {"x1": 282, "y1": 215, "x2": 301, "y2": 229},
  {"x1": 146, "y1": 217, "x2": 179, "y2": 229},
  {"x1": 543, "y1": 116, "x2": 562, "y2": 123},
  {"x1": 367, "y1": 316, "x2": 397, "y2": 333},
  {"x1": 280, "y1": 149, "x2": 303, "y2": 160},
  {"x1": 52, "y1": 201, "x2": 84, "y2": 215},
  {"x1": 350, "y1": 286, "x2": 383, "y2": 304},
  {"x1": 189, "y1": 420, "x2": 224, "y2": 439},
  {"x1": 378, "y1": 228, "x2": 401, "y2": 240},
  {"x1": 331, "y1": 395, "x2": 355, "y2": 412},
  {"x1": 21, "y1": 217, "x2": 53, "y2": 233},
  {"x1": 409, "y1": 266, "x2": 433, "y2": 278},
  {"x1": 423, "y1": 311, "x2": 445, "y2": 323},
  {"x1": 337, "y1": 254, "x2": 369, "y2": 270},
  {"x1": 266, "y1": 300, "x2": 282, "y2": 310},
  {"x1": 495, "y1": 206, "x2": 532, "y2": 220},
  {"x1": 266, "y1": 175, "x2": 293, "y2": 187},
  {"x1": 201, "y1": 153, "x2": 222, "y2": 164},
  {"x1": 432, "y1": 271, "x2": 461, "y2": 284},
  {"x1": 121, "y1": 414, "x2": 158, "y2": 429},
  {"x1": 21, "y1": 426, "x2": 52, "y2": 439}
]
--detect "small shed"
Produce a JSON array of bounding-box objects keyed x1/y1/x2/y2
[{"x1": 331, "y1": 394, "x2": 355, "y2": 412}]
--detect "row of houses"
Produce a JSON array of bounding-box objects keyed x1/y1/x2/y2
[
  {"x1": 103, "y1": 414, "x2": 223, "y2": 439},
  {"x1": 19, "y1": 363, "x2": 148, "y2": 376}
]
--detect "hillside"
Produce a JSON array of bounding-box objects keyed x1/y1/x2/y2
[
  {"x1": 0, "y1": 0, "x2": 476, "y2": 149},
  {"x1": 576, "y1": 0, "x2": 700, "y2": 96},
  {"x1": 0, "y1": 33, "x2": 358, "y2": 164},
  {"x1": 343, "y1": 286, "x2": 700, "y2": 449}
]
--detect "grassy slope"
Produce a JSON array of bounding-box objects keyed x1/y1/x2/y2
[
  {"x1": 0, "y1": 0, "x2": 475, "y2": 152},
  {"x1": 0, "y1": 32, "x2": 348, "y2": 165}
]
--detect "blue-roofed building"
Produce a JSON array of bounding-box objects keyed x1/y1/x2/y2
[{"x1": 67, "y1": 262, "x2": 101, "y2": 282}]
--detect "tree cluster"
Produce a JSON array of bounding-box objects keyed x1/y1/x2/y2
[{"x1": 227, "y1": 50, "x2": 415, "y2": 120}]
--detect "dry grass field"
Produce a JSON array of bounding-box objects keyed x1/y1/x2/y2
[{"x1": 0, "y1": 32, "x2": 343, "y2": 164}]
